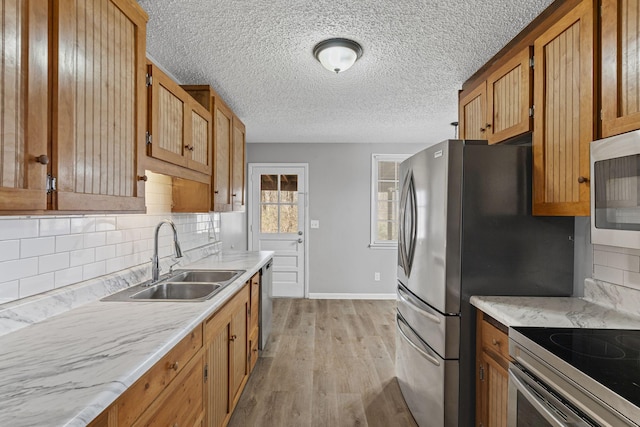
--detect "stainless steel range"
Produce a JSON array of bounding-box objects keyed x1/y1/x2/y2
[{"x1": 509, "y1": 327, "x2": 640, "y2": 426}]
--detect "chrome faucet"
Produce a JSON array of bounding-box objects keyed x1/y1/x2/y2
[{"x1": 150, "y1": 219, "x2": 183, "y2": 283}]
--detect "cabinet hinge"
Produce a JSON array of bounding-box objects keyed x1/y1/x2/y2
[
  {"x1": 529, "y1": 56, "x2": 534, "y2": 69},
  {"x1": 600, "y1": 109, "x2": 603, "y2": 121},
  {"x1": 46, "y1": 174, "x2": 57, "y2": 194},
  {"x1": 204, "y1": 364, "x2": 208, "y2": 382},
  {"x1": 145, "y1": 73, "x2": 153, "y2": 87},
  {"x1": 146, "y1": 132, "x2": 152, "y2": 145},
  {"x1": 479, "y1": 365, "x2": 485, "y2": 381},
  {"x1": 529, "y1": 106, "x2": 534, "y2": 118}
]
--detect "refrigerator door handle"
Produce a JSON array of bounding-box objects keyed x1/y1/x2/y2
[
  {"x1": 397, "y1": 313, "x2": 441, "y2": 367},
  {"x1": 398, "y1": 171, "x2": 417, "y2": 276},
  {"x1": 397, "y1": 285, "x2": 441, "y2": 324}
]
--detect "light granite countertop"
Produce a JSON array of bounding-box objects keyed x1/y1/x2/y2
[{"x1": 0, "y1": 250, "x2": 273, "y2": 427}]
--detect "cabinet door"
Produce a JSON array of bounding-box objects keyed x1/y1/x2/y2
[
  {"x1": 532, "y1": 0, "x2": 595, "y2": 216},
  {"x1": 213, "y1": 98, "x2": 232, "y2": 211},
  {"x1": 54, "y1": 0, "x2": 147, "y2": 212},
  {"x1": 0, "y1": 0, "x2": 48, "y2": 211},
  {"x1": 459, "y1": 82, "x2": 486, "y2": 140},
  {"x1": 477, "y1": 352, "x2": 508, "y2": 427},
  {"x1": 231, "y1": 116, "x2": 245, "y2": 211},
  {"x1": 486, "y1": 47, "x2": 533, "y2": 144},
  {"x1": 205, "y1": 312, "x2": 231, "y2": 427},
  {"x1": 187, "y1": 103, "x2": 213, "y2": 175},
  {"x1": 147, "y1": 64, "x2": 188, "y2": 168},
  {"x1": 601, "y1": 0, "x2": 640, "y2": 137},
  {"x1": 229, "y1": 296, "x2": 248, "y2": 407}
]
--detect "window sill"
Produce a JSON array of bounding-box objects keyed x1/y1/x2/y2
[{"x1": 368, "y1": 243, "x2": 397, "y2": 250}]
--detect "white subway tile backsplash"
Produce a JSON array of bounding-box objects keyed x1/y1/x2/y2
[
  {"x1": 0, "y1": 240, "x2": 20, "y2": 262},
  {"x1": 70, "y1": 249, "x2": 96, "y2": 267},
  {"x1": 594, "y1": 264, "x2": 625, "y2": 285},
  {"x1": 0, "y1": 219, "x2": 38, "y2": 240},
  {"x1": 21, "y1": 237, "x2": 55, "y2": 258},
  {"x1": 95, "y1": 245, "x2": 116, "y2": 261},
  {"x1": 83, "y1": 261, "x2": 106, "y2": 280},
  {"x1": 70, "y1": 217, "x2": 96, "y2": 234},
  {"x1": 1, "y1": 258, "x2": 39, "y2": 282},
  {"x1": 19, "y1": 273, "x2": 55, "y2": 298},
  {"x1": 55, "y1": 234, "x2": 84, "y2": 252},
  {"x1": 84, "y1": 232, "x2": 106, "y2": 248},
  {"x1": 39, "y1": 218, "x2": 71, "y2": 236},
  {"x1": 39, "y1": 252, "x2": 70, "y2": 274},
  {"x1": 594, "y1": 250, "x2": 640, "y2": 272},
  {"x1": 0, "y1": 210, "x2": 220, "y2": 304},
  {"x1": 0, "y1": 280, "x2": 19, "y2": 301},
  {"x1": 54, "y1": 267, "x2": 84, "y2": 288}
]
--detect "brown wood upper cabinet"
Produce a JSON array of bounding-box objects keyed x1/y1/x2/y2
[
  {"x1": 532, "y1": 0, "x2": 595, "y2": 216},
  {"x1": 459, "y1": 82, "x2": 486, "y2": 140},
  {"x1": 183, "y1": 85, "x2": 247, "y2": 212},
  {"x1": 147, "y1": 63, "x2": 212, "y2": 176},
  {"x1": 601, "y1": 0, "x2": 640, "y2": 137},
  {"x1": 459, "y1": 47, "x2": 533, "y2": 144},
  {"x1": 0, "y1": 0, "x2": 148, "y2": 213},
  {"x1": 0, "y1": 0, "x2": 49, "y2": 211}
]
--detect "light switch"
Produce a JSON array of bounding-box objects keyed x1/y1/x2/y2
[{"x1": 310, "y1": 220, "x2": 320, "y2": 229}]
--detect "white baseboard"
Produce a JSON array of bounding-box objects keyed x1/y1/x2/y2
[{"x1": 307, "y1": 293, "x2": 396, "y2": 300}]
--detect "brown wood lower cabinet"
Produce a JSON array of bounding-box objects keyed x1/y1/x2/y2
[
  {"x1": 476, "y1": 311, "x2": 510, "y2": 427},
  {"x1": 204, "y1": 283, "x2": 250, "y2": 427},
  {"x1": 89, "y1": 282, "x2": 256, "y2": 427}
]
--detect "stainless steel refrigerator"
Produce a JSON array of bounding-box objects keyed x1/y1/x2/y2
[{"x1": 395, "y1": 140, "x2": 574, "y2": 427}]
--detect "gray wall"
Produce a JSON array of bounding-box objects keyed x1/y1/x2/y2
[{"x1": 247, "y1": 142, "x2": 427, "y2": 297}]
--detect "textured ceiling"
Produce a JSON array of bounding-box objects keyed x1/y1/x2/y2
[{"x1": 138, "y1": 0, "x2": 554, "y2": 144}]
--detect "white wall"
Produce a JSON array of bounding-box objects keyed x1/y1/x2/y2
[{"x1": 247, "y1": 142, "x2": 427, "y2": 297}]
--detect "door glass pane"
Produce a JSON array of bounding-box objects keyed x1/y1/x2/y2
[
  {"x1": 260, "y1": 175, "x2": 278, "y2": 202},
  {"x1": 280, "y1": 175, "x2": 298, "y2": 203},
  {"x1": 280, "y1": 204, "x2": 298, "y2": 233},
  {"x1": 260, "y1": 205, "x2": 278, "y2": 233}
]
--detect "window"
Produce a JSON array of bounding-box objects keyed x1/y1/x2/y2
[
  {"x1": 370, "y1": 154, "x2": 409, "y2": 248},
  {"x1": 259, "y1": 174, "x2": 299, "y2": 233}
]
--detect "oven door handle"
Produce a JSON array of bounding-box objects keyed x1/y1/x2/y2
[
  {"x1": 396, "y1": 314, "x2": 441, "y2": 367},
  {"x1": 509, "y1": 369, "x2": 586, "y2": 427}
]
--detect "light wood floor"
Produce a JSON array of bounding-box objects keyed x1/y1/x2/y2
[{"x1": 228, "y1": 299, "x2": 419, "y2": 427}]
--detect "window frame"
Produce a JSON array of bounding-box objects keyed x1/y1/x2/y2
[{"x1": 370, "y1": 153, "x2": 410, "y2": 249}]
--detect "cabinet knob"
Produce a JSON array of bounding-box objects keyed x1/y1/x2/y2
[
  {"x1": 230, "y1": 334, "x2": 237, "y2": 341},
  {"x1": 492, "y1": 338, "x2": 500, "y2": 346},
  {"x1": 214, "y1": 190, "x2": 219, "y2": 194},
  {"x1": 577, "y1": 176, "x2": 589, "y2": 184},
  {"x1": 35, "y1": 155, "x2": 49, "y2": 165},
  {"x1": 232, "y1": 193, "x2": 237, "y2": 197},
  {"x1": 138, "y1": 175, "x2": 148, "y2": 182},
  {"x1": 485, "y1": 123, "x2": 491, "y2": 129},
  {"x1": 168, "y1": 361, "x2": 179, "y2": 371},
  {"x1": 479, "y1": 127, "x2": 486, "y2": 133}
]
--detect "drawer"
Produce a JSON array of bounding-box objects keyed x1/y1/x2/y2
[
  {"x1": 249, "y1": 327, "x2": 259, "y2": 373},
  {"x1": 133, "y1": 353, "x2": 205, "y2": 427},
  {"x1": 117, "y1": 324, "x2": 203, "y2": 425},
  {"x1": 480, "y1": 319, "x2": 510, "y2": 362}
]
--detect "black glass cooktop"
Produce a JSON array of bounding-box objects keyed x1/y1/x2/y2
[{"x1": 513, "y1": 327, "x2": 640, "y2": 408}]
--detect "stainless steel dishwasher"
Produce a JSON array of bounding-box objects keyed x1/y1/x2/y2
[{"x1": 259, "y1": 260, "x2": 273, "y2": 350}]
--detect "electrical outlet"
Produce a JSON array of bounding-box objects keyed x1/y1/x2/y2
[{"x1": 374, "y1": 272, "x2": 380, "y2": 281}]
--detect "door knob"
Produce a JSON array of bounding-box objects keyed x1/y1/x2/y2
[
  {"x1": 297, "y1": 238, "x2": 303, "y2": 243},
  {"x1": 298, "y1": 231, "x2": 303, "y2": 235}
]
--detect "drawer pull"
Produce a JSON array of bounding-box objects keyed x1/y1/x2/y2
[{"x1": 168, "y1": 361, "x2": 179, "y2": 371}]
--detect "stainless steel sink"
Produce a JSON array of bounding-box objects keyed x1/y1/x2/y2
[
  {"x1": 101, "y1": 269, "x2": 245, "y2": 302},
  {"x1": 168, "y1": 270, "x2": 242, "y2": 283},
  {"x1": 130, "y1": 282, "x2": 221, "y2": 300}
]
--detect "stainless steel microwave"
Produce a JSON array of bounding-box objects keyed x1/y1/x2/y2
[{"x1": 591, "y1": 130, "x2": 640, "y2": 249}]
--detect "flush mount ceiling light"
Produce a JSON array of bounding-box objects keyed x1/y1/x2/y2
[{"x1": 313, "y1": 38, "x2": 363, "y2": 74}]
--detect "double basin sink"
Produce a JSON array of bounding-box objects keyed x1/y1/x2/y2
[{"x1": 102, "y1": 269, "x2": 245, "y2": 302}]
